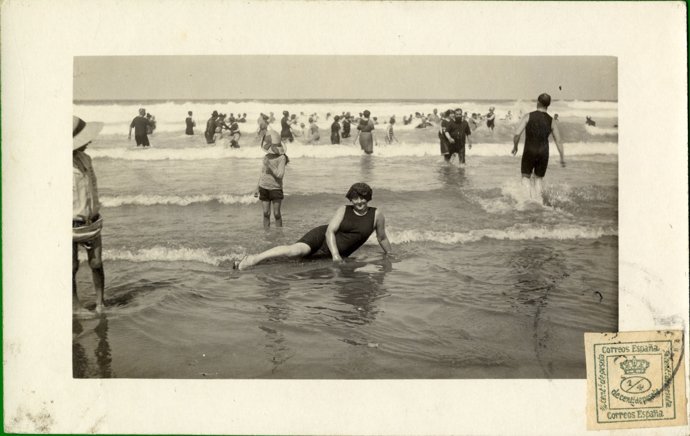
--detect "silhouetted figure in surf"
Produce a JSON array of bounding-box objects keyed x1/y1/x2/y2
[
  {"x1": 128, "y1": 108, "x2": 152, "y2": 147},
  {"x1": 281, "y1": 111, "x2": 294, "y2": 143},
  {"x1": 438, "y1": 109, "x2": 451, "y2": 161},
  {"x1": 205, "y1": 110, "x2": 218, "y2": 144},
  {"x1": 446, "y1": 108, "x2": 472, "y2": 164},
  {"x1": 185, "y1": 111, "x2": 195, "y2": 135},
  {"x1": 146, "y1": 113, "x2": 156, "y2": 134},
  {"x1": 486, "y1": 107, "x2": 496, "y2": 132},
  {"x1": 331, "y1": 115, "x2": 341, "y2": 144}
]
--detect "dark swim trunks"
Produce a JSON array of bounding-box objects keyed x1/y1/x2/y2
[
  {"x1": 135, "y1": 134, "x2": 150, "y2": 146},
  {"x1": 521, "y1": 147, "x2": 549, "y2": 177},
  {"x1": 258, "y1": 187, "x2": 284, "y2": 201},
  {"x1": 296, "y1": 225, "x2": 331, "y2": 257}
]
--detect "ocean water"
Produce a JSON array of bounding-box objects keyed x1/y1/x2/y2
[{"x1": 72, "y1": 99, "x2": 618, "y2": 379}]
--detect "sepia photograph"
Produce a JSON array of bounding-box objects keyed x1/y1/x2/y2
[
  {"x1": 72, "y1": 55, "x2": 618, "y2": 379},
  {"x1": 4, "y1": 1, "x2": 687, "y2": 434}
]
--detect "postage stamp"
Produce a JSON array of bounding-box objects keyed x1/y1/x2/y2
[{"x1": 585, "y1": 330, "x2": 687, "y2": 430}]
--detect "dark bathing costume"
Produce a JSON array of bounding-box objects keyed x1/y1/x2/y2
[
  {"x1": 449, "y1": 118, "x2": 471, "y2": 163},
  {"x1": 185, "y1": 116, "x2": 194, "y2": 135},
  {"x1": 205, "y1": 117, "x2": 217, "y2": 144},
  {"x1": 281, "y1": 116, "x2": 294, "y2": 142},
  {"x1": 486, "y1": 113, "x2": 495, "y2": 129},
  {"x1": 297, "y1": 205, "x2": 377, "y2": 258},
  {"x1": 521, "y1": 110, "x2": 553, "y2": 178},
  {"x1": 330, "y1": 121, "x2": 341, "y2": 144},
  {"x1": 130, "y1": 116, "x2": 150, "y2": 146},
  {"x1": 438, "y1": 118, "x2": 449, "y2": 155}
]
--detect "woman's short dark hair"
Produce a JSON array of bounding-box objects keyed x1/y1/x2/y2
[
  {"x1": 363, "y1": 110, "x2": 371, "y2": 118},
  {"x1": 346, "y1": 182, "x2": 373, "y2": 201}
]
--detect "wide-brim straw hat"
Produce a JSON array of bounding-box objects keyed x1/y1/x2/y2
[{"x1": 73, "y1": 115, "x2": 103, "y2": 150}]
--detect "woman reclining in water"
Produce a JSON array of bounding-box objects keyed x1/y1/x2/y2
[{"x1": 235, "y1": 182, "x2": 392, "y2": 270}]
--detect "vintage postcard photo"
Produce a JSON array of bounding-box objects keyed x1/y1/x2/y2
[
  {"x1": 71, "y1": 55, "x2": 618, "y2": 380},
  {"x1": 3, "y1": 1, "x2": 688, "y2": 435}
]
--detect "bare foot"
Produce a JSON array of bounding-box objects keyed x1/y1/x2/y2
[{"x1": 237, "y1": 255, "x2": 256, "y2": 271}]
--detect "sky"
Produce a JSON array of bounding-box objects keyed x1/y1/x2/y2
[{"x1": 74, "y1": 56, "x2": 617, "y2": 101}]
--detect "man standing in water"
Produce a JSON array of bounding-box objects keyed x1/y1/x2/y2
[
  {"x1": 512, "y1": 93, "x2": 565, "y2": 201},
  {"x1": 205, "y1": 110, "x2": 218, "y2": 144},
  {"x1": 73, "y1": 116, "x2": 106, "y2": 313},
  {"x1": 447, "y1": 108, "x2": 472, "y2": 164},
  {"x1": 128, "y1": 108, "x2": 151, "y2": 147}
]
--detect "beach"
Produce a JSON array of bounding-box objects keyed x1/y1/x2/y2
[{"x1": 73, "y1": 99, "x2": 618, "y2": 379}]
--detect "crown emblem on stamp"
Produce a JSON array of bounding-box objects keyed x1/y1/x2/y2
[{"x1": 620, "y1": 357, "x2": 650, "y2": 375}]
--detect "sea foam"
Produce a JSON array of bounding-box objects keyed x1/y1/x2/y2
[
  {"x1": 386, "y1": 224, "x2": 617, "y2": 245},
  {"x1": 102, "y1": 224, "x2": 616, "y2": 265},
  {"x1": 90, "y1": 141, "x2": 617, "y2": 161},
  {"x1": 104, "y1": 247, "x2": 241, "y2": 266},
  {"x1": 101, "y1": 193, "x2": 258, "y2": 207}
]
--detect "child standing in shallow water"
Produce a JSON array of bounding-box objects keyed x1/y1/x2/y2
[{"x1": 254, "y1": 129, "x2": 289, "y2": 228}]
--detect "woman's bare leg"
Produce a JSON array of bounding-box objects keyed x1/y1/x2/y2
[{"x1": 238, "y1": 242, "x2": 311, "y2": 270}]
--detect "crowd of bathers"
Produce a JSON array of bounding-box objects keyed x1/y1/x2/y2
[
  {"x1": 132, "y1": 105, "x2": 517, "y2": 150},
  {"x1": 78, "y1": 93, "x2": 568, "y2": 313},
  {"x1": 185, "y1": 105, "x2": 514, "y2": 149}
]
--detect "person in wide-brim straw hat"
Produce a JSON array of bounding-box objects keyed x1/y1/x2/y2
[
  {"x1": 73, "y1": 115, "x2": 103, "y2": 150},
  {"x1": 73, "y1": 115, "x2": 106, "y2": 314}
]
